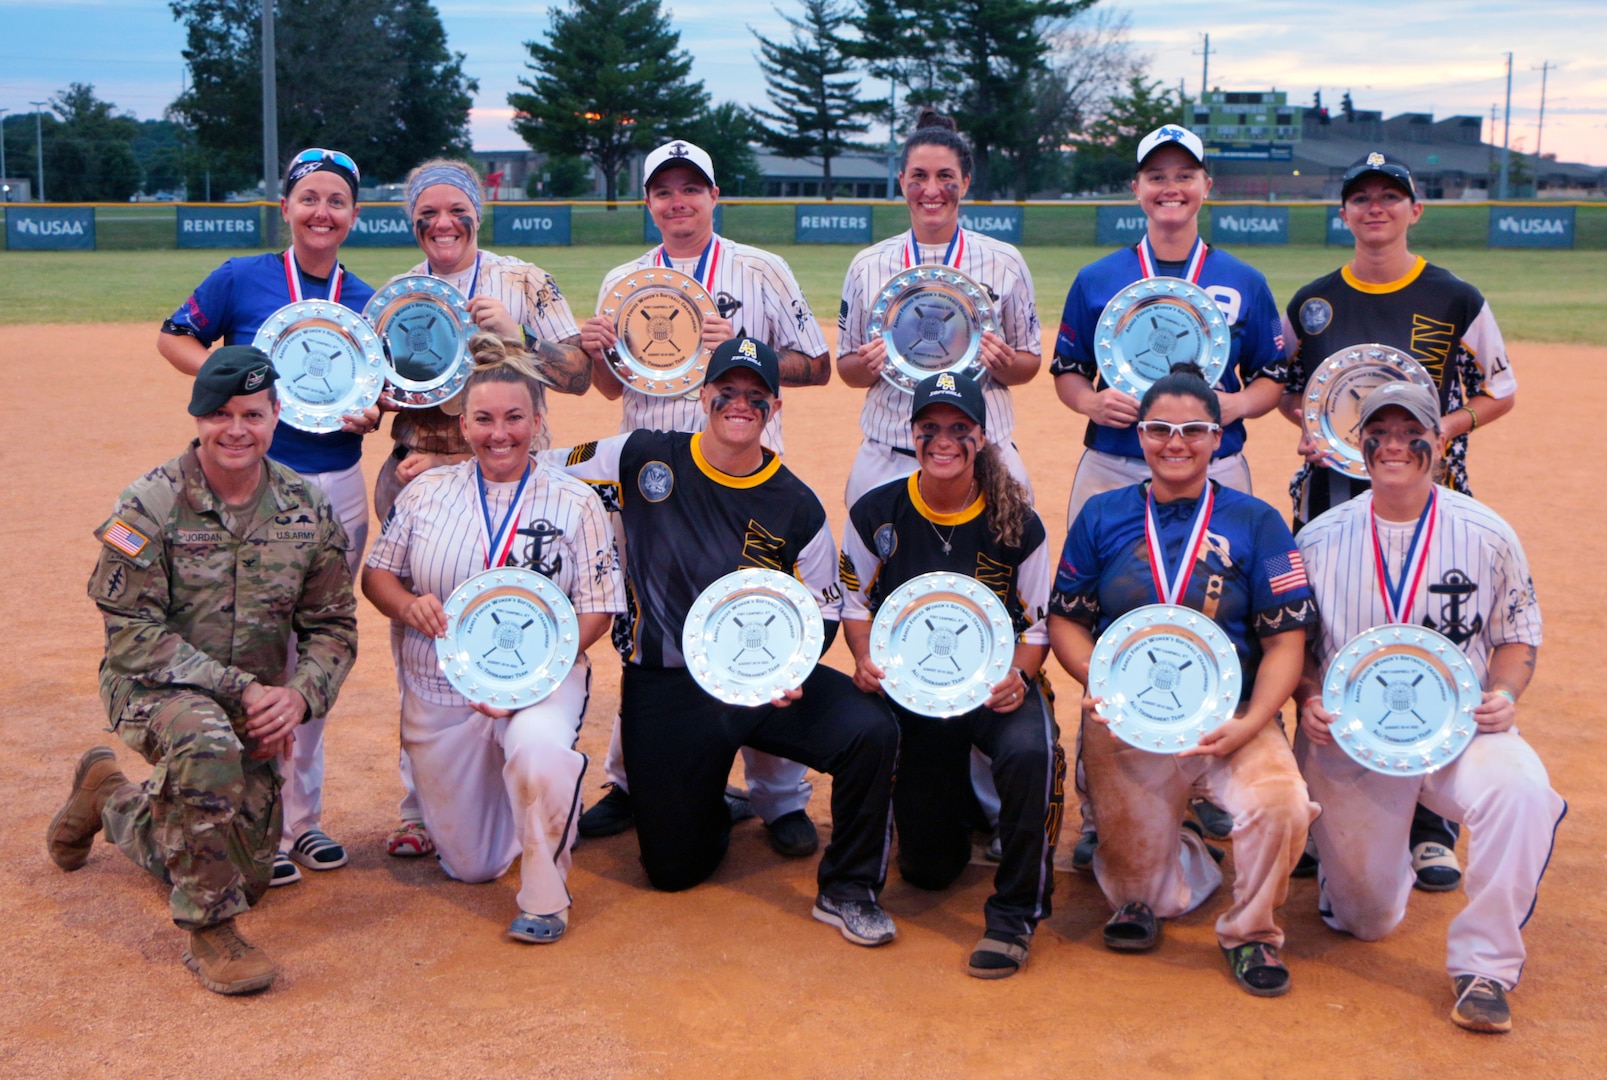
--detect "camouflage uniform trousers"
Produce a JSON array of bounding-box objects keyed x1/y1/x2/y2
[{"x1": 101, "y1": 686, "x2": 281, "y2": 931}]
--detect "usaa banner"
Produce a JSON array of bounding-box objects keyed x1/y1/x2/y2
[
  {"x1": 1326, "y1": 205, "x2": 1353, "y2": 246},
  {"x1": 646, "y1": 205, "x2": 722, "y2": 244},
  {"x1": 794, "y1": 205, "x2": 871, "y2": 244},
  {"x1": 6, "y1": 206, "x2": 94, "y2": 250},
  {"x1": 344, "y1": 205, "x2": 414, "y2": 247},
  {"x1": 1489, "y1": 205, "x2": 1574, "y2": 249},
  {"x1": 958, "y1": 206, "x2": 1023, "y2": 243},
  {"x1": 490, "y1": 204, "x2": 573, "y2": 246},
  {"x1": 1209, "y1": 206, "x2": 1288, "y2": 246},
  {"x1": 1096, "y1": 205, "x2": 1148, "y2": 247},
  {"x1": 176, "y1": 205, "x2": 260, "y2": 249}
]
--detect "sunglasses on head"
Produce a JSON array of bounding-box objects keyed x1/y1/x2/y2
[{"x1": 287, "y1": 147, "x2": 360, "y2": 182}]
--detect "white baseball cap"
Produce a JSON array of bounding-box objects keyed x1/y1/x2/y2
[
  {"x1": 1136, "y1": 125, "x2": 1207, "y2": 169},
  {"x1": 643, "y1": 140, "x2": 716, "y2": 189}
]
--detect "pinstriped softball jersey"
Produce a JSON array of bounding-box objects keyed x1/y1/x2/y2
[
  {"x1": 406, "y1": 251, "x2": 583, "y2": 453},
  {"x1": 365, "y1": 460, "x2": 625, "y2": 705},
  {"x1": 838, "y1": 229, "x2": 1042, "y2": 452},
  {"x1": 593, "y1": 235, "x2": 827, "y2": 454},
  {"x1": 1296, "y1": 488, "x2": 1541, "y2": 687}
]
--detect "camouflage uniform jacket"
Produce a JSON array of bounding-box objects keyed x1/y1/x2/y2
[{"x1": 88, "y1": 441, "x2": 358, "y2": 728}]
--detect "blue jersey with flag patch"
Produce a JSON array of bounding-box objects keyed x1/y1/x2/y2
[
  {"x1": 1049, "y1": 481, "x2": 1316, "y2": 700},
  {"x1": 1050, "y1": 244, "x2": 1288, "y2": 460}
]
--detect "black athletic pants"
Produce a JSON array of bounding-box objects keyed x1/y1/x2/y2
[
  {"x1": 890, "y1": 686, "x2": 1065, "y2": 938},
  {"x1": 620, "y1": 664, "x2": 898, "y2": 899}
]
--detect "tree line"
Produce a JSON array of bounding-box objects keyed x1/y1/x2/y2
[{"x1": 7, "y1": 0, "x2": 1181, "y2": 203}]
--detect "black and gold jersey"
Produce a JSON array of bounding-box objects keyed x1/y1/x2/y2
[{"x1": 543, "y1": 430, "x2": 839, "y2": 668}]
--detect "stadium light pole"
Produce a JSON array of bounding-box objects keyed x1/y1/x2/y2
[
  {"x1": 261, "y1": 0, "x2": 280, "y2": 245},
  {"x1": 1497, "y1": 52, "x2": 1512, "y2": 201},
  {"x1": 0, "y1": 108, "x2": 9, "y2": 202},
  {"x1": 30, "y1": 101, "x2": 47, "y2": 202}
]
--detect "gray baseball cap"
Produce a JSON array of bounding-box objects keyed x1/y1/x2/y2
[{"x1": 1358, "y1": 381, "x2": 1440, "y2": 433}]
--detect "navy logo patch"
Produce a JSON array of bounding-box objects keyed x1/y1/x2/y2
[
  {"x1": 638, "y1": 461, "x2": 674, "y2": 502},
  {"x1": 1299, "y1": 297, "x2": 1333, "y2": 335},
  {"x1": 874, "y1": 523, "x2": 898, "y2": 560}
]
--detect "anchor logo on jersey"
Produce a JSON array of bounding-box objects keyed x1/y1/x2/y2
[
  {"x1": 515, "y1": 518, "x2": 566, "y2": 578},
  {"x1": 1424, "y1": 569, "x2": 1481, "y2": 645},
  {"x1": 716, "y1": 291, "x2": 743, "y2": 321}
]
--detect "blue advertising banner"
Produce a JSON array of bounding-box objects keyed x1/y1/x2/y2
[
  {"x1": 958, "y1": 205, "x2": 1023, "y2": 243},
  {"x1": 1488, "y1": 205, "x2": 1575, "y2": 248},
  {"x1": 344, "y1": 205, "x2": 414, "y2": 247},
  {"x1": 6, "y1": 206, "x2": 94, "y2": 250},
  {"x1": 176, "y1": 205, "x2": 260, "y2": 248},
  {"x1": 794, "y1": 204, "x2": 872, "y2": 243},
  {"x1": 491, "y1": 204, "x2": 573, "y2": 246},
  {"x1": 1095, "y1": 205, "x2": 1148, "y2": 247},
  {"x1": 645, "y1": 205, "x2": 722, "y2": 244},
  {"x1": 1209, "y1": 205, "x2": 1289, "y2": 245},
  {"x1": 1326, "y1": 205, "x2": 1352, "y2": 246}
]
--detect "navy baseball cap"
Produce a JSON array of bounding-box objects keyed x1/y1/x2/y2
[
  {"x1": 190, "y1": 346, "x2": 278, "y2": 416},
  {"x1": 911, "y1": 371, "x2": 986, "y2": 429},
  {"x1": 1136, "y1": 125, "x2": 1207, "y2": 169},
  {"x1": 705, "y1": 336, "x2": 780, "y2": 395},
  {"x1": 1358, "y1": 381, "x2": 1440, "y2": 433},
  {"x1": 1341, "y1": 151, "x2": 1416, "y2": 202}
]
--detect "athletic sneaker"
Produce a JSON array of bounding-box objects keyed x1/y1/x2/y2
[
  {"x1": 1070, "y1": 830, "x2": 1098, "y2": 873},
  {"x1": 1190, "y1": 798, "x2": 1235, "y2": 841},
  {"x1": 289, "y1": 829, "x2": 347, "y2": 870},
  {"x1": 577, "y1": 785, "x2": 634, "y2": 838},
  {"x1": 1412, "y1": 841, "x2": 1462, "y2": 892},
  {"x1": 812, "y1": 894, "x2": 896, "y2": 947},
  {"x1": 1451, "y1": 974, "x2": 1512, "y2": 1034},
  {"x1": 765, "y1": 810, "x2": 819, "y2": 857}
]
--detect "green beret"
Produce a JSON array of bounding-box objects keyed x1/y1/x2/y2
[{"x1": 190, "y1": 346, "x2": 278, "y2": 416}]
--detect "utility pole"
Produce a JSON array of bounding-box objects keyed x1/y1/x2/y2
[
  {"x1": 1532, "y1": 60, "x2": 1553, "y2": 166},
  {"x1": 1497, "y1": 52, "x2": 1512, "y2": 200},
  {"x1": 261, "y1": 0, "x2": 280, "y2": 244},
  {"x1": 1194, "y1": 34, "x2": 1211, "y2": 98},
  {"x1": 0, "y1": 108, "x2": 9, "y2": 203},
  {"x1": 30, "y1": 101, "x2": 47, "y2": 202},
  {"x1": 885, "y1": 78, "x2": 897, "y2": 201}
]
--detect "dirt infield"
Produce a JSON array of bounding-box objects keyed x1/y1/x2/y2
[{"x1": 3, "y1": 325, "x2": 1602, "y2": 1078}]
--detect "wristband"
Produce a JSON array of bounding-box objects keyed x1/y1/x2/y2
[
  {"x1": 1460, "y1": 404, "x2": 1480, "y2": 432},
  {"x1": 1303, "y1": 694, "x2": 1323, "y2": 712},
  {"x1": 1494, "y1": 688, "x2": 1516, "y2": 705}
]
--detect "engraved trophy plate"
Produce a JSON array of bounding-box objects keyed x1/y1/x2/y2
[
  {"x1": 252, "y1": 300, "x2": 386, "y2": 433},
  {"x1": 363, "y1": 275, "x2": 474, "y2": 408},
  {"x1": 869, "y1": 571, "x2": 1016, "y2": 718},
  {"x1": 1086, "y1": 603, "x2": 1242, "y2": 753},
  {"x1": 1321, "y1": 623, "x2": 1483, "y2": 776},
  {"x1": 868, "y1": 266, "x2": 999, "y2": 394},
  {"x1": 1093, "y1": 279, "x2": 1230, "y2": 398},
  {"x1": 683, "y1": 568, "x2": 824, "y2": 706},
  {"x1": 1302, "y1": 344, "x2": 1436, "y2": 480},
  {"x1": 601, "y1": 268, "x2": 718, "y2": 397},
  {"x1": 435, "y1": 568, "x2": 580, "y2": 710}
]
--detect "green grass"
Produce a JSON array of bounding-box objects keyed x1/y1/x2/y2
[{"x1": 3, "y1": 234, "x2": 1603, "y2": 344}]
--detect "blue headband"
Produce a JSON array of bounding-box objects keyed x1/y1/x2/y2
[{"x1": 406, "y1": 165, "x2": 483, "y2": 223}]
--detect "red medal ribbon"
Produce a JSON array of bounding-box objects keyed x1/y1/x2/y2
[
  {"x1": 1144, "y1": 482, "x2": 1215, "y2": 605},
  {"x1": 1370, "y1": 488, "x2": 1437, "y2": 624}
]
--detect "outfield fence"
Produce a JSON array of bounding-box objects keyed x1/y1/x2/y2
[{"x1": 4, "y1": 199, "x2": 1604, "y2": 252}]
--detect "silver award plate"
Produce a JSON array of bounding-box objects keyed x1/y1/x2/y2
[
  {"x1": 868, "y1": 266, "x2": 999, "y2": 394},
  {"x1": 1322, "y1": 623, "x2": 1482, "y2": 776},
  {"x1": 252, "y1": 300, "x2": 386, "y2": 433},
  {"x1": 1093, "y1": 279, "x2": 1230, "y2": 398},
  {"x1": 435, "y1": 567, "x2": 580, "y2": 710},
  {"x1": 1302, "y1": 344, "x2": 1435, "y2": 480},
  {"x1": 869, "y1": 571, "x2": 1016, "y2": 718},
  {"x1": 1086, "y1": 603, "x2": 1241, "y2": 753},
  {"x1": 601, "y1": 268, "x2": 717, "y2": 398},
  {"x1": 364, "y1": 275, "x2": 473, "y2": 408},
  {"x1": 682, "y1": 568, "x2": 824, "y2": 706}
]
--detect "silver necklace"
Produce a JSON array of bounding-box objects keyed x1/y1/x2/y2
[{"x1": 920, "y1": 477, "x2": 976, "y2": 556}]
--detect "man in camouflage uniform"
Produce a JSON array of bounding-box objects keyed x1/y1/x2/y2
[{"x1": 46, "y1": 346, "x2": 358, "y2": 995}]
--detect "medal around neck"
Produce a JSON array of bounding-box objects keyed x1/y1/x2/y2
[
  {"x1": 1321, "y1": 623, "x2": 1481, "y2": 776},
  {"x1": 869, "y1": 572, "x2": 1016, "y2": 718},
  {"x1": 869, "y1": 266, "x2": 998, "y2": 394},
  {"x1": 1087, "y1": 603, "x2": 1241, "y2": 752},
  {"x1": 1094, "y1": 279, "x2": 1229, "y2": 398},
  {"x1": 682, "y1": 568, "x2": 824, "y2": 706},
  {"x1": 1302, "y1": 344, "x2": 1435, "y2": 480},
  {"x1": 252, "y1": 300, "x2": 386, "y2": 432},
  {"x1": 436, "y1": 568, "x2": 580, "y2": 710},
  {"x1": 602, "y1": 268, "x2": 717, "y2": 398},
  {"x1": 363, "y1": 275, "x2": 473, "y2": 408}
]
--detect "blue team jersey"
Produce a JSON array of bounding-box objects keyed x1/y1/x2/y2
[
  {"x1": 1048, "y1": 482, "x2": 1316, "y2": 699},
  {"x1": 1050, "y1": 245, "x2": 1289, "y2": 460},
  {"x1": 168, "y1": 252, "x2": 376, "y2": 475}
]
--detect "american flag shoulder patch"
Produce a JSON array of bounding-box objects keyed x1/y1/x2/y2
[
  {"x1": 1263, "y1": 550, "x2": 1307, "y2": 595},
  {"x1": 102, "y1": 519, "x2": 150, "y2": 559}
]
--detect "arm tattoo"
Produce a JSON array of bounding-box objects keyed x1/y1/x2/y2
[
  {"x1": 534, "y1": 336, "x2": 594, "y2": 395},
  {"x1": 777, "y1": 348, "x2": 830, "y2": 387}
]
